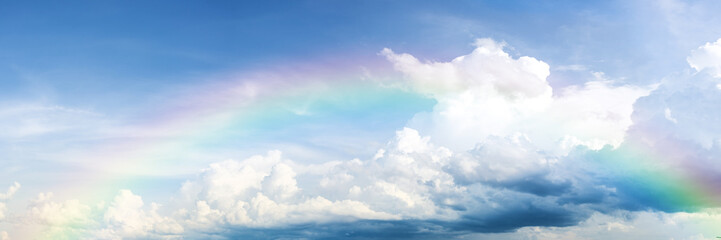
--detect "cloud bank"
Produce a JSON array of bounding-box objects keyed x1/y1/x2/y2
[{"x1": 3, "y1": 38, "x2": 721, "y2": 239}]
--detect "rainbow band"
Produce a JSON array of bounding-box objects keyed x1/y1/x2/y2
[{"x1": 37, "y1": 60, "x2": 721, "y2": 238}]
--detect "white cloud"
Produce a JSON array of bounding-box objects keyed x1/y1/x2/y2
[
  {"x1": 450, "y1": 134, "x2": 552, "y2": 183},
  {"x1": 688, "y1": 38, "x2": 721, "y2": 78},
  {"x1": 0, "y1": 202, "x2": 6, "y2": 221},
  {"x1": 631, "y1": 71, "x2": 721, "y2": 150},
  {"x1": 19, "y1": 192, "x2": 94, "y2": 239},
  {"x1": 533, "y1": 80, "x2": 652, "y2": 152},
  {"x1": 385, "y1": 38, "x2": 652, "y2": 153},
  {"x1": 16, "y1": 190, "x2": 184, "y2": 239},
  {"x1": 166, "y1": 129, "x2": 459, "y2": 232},
  {"x1": 381, "y1": 38, "x2": 552, "y2": 99},
  {"x1": 261, "y1": 163, "x2": 300, "y2": 201},
  {"x1": 0, "y1": 182, "x2": 20, "y2": 200},
  {"x1": 665, "y1": 107, "x2": 678, "y2": 123},
  {"x1": 177, "y1": 150, "x2": 401, "y2": 231},
  {"x1": 170, "y1": 126, "x2": 597, "y2": 236},
  {"x1": 27, "y1": 192, "x2": 92, "y2": 227},
  {"x1": 97, "y1": 190, "x2": 183, "y2": 239},
  {"x1": 0, "y1": 182, "x2": 20, "y2": 221}
]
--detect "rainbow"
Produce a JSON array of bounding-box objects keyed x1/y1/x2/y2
[
  {"x1": 34, "y1": 56, "x2": 721, "y2": 239},
  {"x1": 589, "y1": 124, "x2": 721, "y2": 211},
  {"x1": 36, "y1": 59, "x2": 436, "y2": 238}
]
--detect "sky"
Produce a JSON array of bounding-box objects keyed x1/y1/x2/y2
[{"x1": 2, "y1": 0, "x2": 721, "y2": 239}]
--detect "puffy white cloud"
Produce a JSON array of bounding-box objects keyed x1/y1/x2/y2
[
  {"x1": 386, "y1": 38, "x2": 652, "y2": 153},
  {"x1": 177, "y1": 150, "x2": 401, "y2": 231},
  {"x1": 27, "y1": 192, "x2": 92, "y2": 227},
  {"x1": 449, "y1": 134, "x2": 553, "y2": 183},
  {"x1": 324, "y1": 128, "x2": 460, "y2": 219},
  {"x1": 531, "y1": 80, "x2": 652, "y2": 152},
  {"x1": 14, "y1": 190, "x2": 183, "y2": 240},
  {"x1": 169, "y1": 127, "x2": 611, "y2": 237},
  {"x1": 0, "y1": 182, "x2": 19, "y2": 221},
  {"x1": 688, "y1": 38, "x2": 721, "y2": 78},
  {"x1": 630, "y1": 65, "x2": 721, "y2": 150},
  {"x1": 0, "y1": 202, "x2": 6, "y2": 221},
  {"x1": 382, "y1": 38, "x2": 552, "y2": 99},
  {"x1": 0, "y1": 182, "x2": 20, "y2": 200},
  {"x1": 260, "y1": 163, "x2": 299, "y2": 202},
  {"x1": 97, "y1": 190, "x2": 183, "y2": 239},
  {"x1": 636, "y1": 38, "x2": 721, "y2": 151},
  {"x1": 162, "y1": 128, "x2": 467, "y2": 236},
  {"x1": 21, "y1": 192, "x2": 95, "y2": 239}
]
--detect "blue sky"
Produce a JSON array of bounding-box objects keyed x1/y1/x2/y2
[
  {"x1": 2, "y1": 0, "x2": 721, "y2": 239},
  {"x1": 3, "y1": 0, "x2": 717, "y2": 107}
]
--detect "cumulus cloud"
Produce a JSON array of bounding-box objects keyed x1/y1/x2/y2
[
  {"x1": 165, "y1": 128, "x2": 621, "y2": 237},
  {"x1": 27, "y1": 192, "x2": 93, "y2": 227},
  {"x1": 16, "y1": 190, "x2": 183, "y2": 239},
  {"x1": 688, "y1": 38, "x2": 721, "y2": 79},
  {"x1": 0, "y1": 182, "x2": 20, "y2": 221},
  {"x1": 534, "y1": 38, "x2": 721, "y2": 216},
  {"x1": 382, "y1": 38, "x2": 552, "y2": 99},
  {"x1": 176, "y1": 150, "x2": 400, "y2": 233},
  {"x1": 0, "y1": 182, "x2": 20, "y2": 200},
  {"x1": 0, "y1": 203, "x2": 6, "y2": 221},
  {"x1": 96, "y1": 190, "x2": 183, "y2": 239},
  {"x1": 384, "y1": 38, "x2": 653, "y2": 152}
]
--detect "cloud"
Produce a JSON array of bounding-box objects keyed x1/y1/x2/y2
[
  {"x1": 384, "y1": 38, "x2": 653, "y2": 152},
  {"x1": 167, "y1": 128, "x2": 612, "y2": 237},
  {"x1": 490, "y1": 209, "x2": 721, "y2": 240},
  {"x1": 176, "y1": 150, "x2": 401, "y2": 234},
  {"x1": 0, "y1": 203, "x2": 6, "y2": 221},
  {"x1": 626, "y1": 40, "x2": 721, "y2": 151},
  {"x1": 544, "y1": 38, "x2": 721, "y2": 214},
  {"x1": 688, "y1": 39, "x2": 721, "y2": 79},
  {"x1": 381, "y1": 38, "x2": 552, "y2": 100},
  {"x1": 0, "y1": 104, "x2": 103, "y2": 139},
  {"x1": 665, "y1": 107, "x2": 678, "y2": 123},
  {"x1": 96, "y1": 190, "x2": 183, "y2": 239},
  {"x1": 0, "y1": 182, "x2": 20, "y2": 200},
  {"x1": 4, "y1": 38, "x2": 720, "y2": 239},
  {"x1": 15, "y1": 190, "x2": 184, "y2": 240},
  {"x1": 221, "y1": 219, "x2": 458, "y2": 239},
  {"x1": 26, "y1": 192, "x2": 93, "y2": 227},
  {"x1": 0, "y1": 182, "x2": 20, "y2": 221}
]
